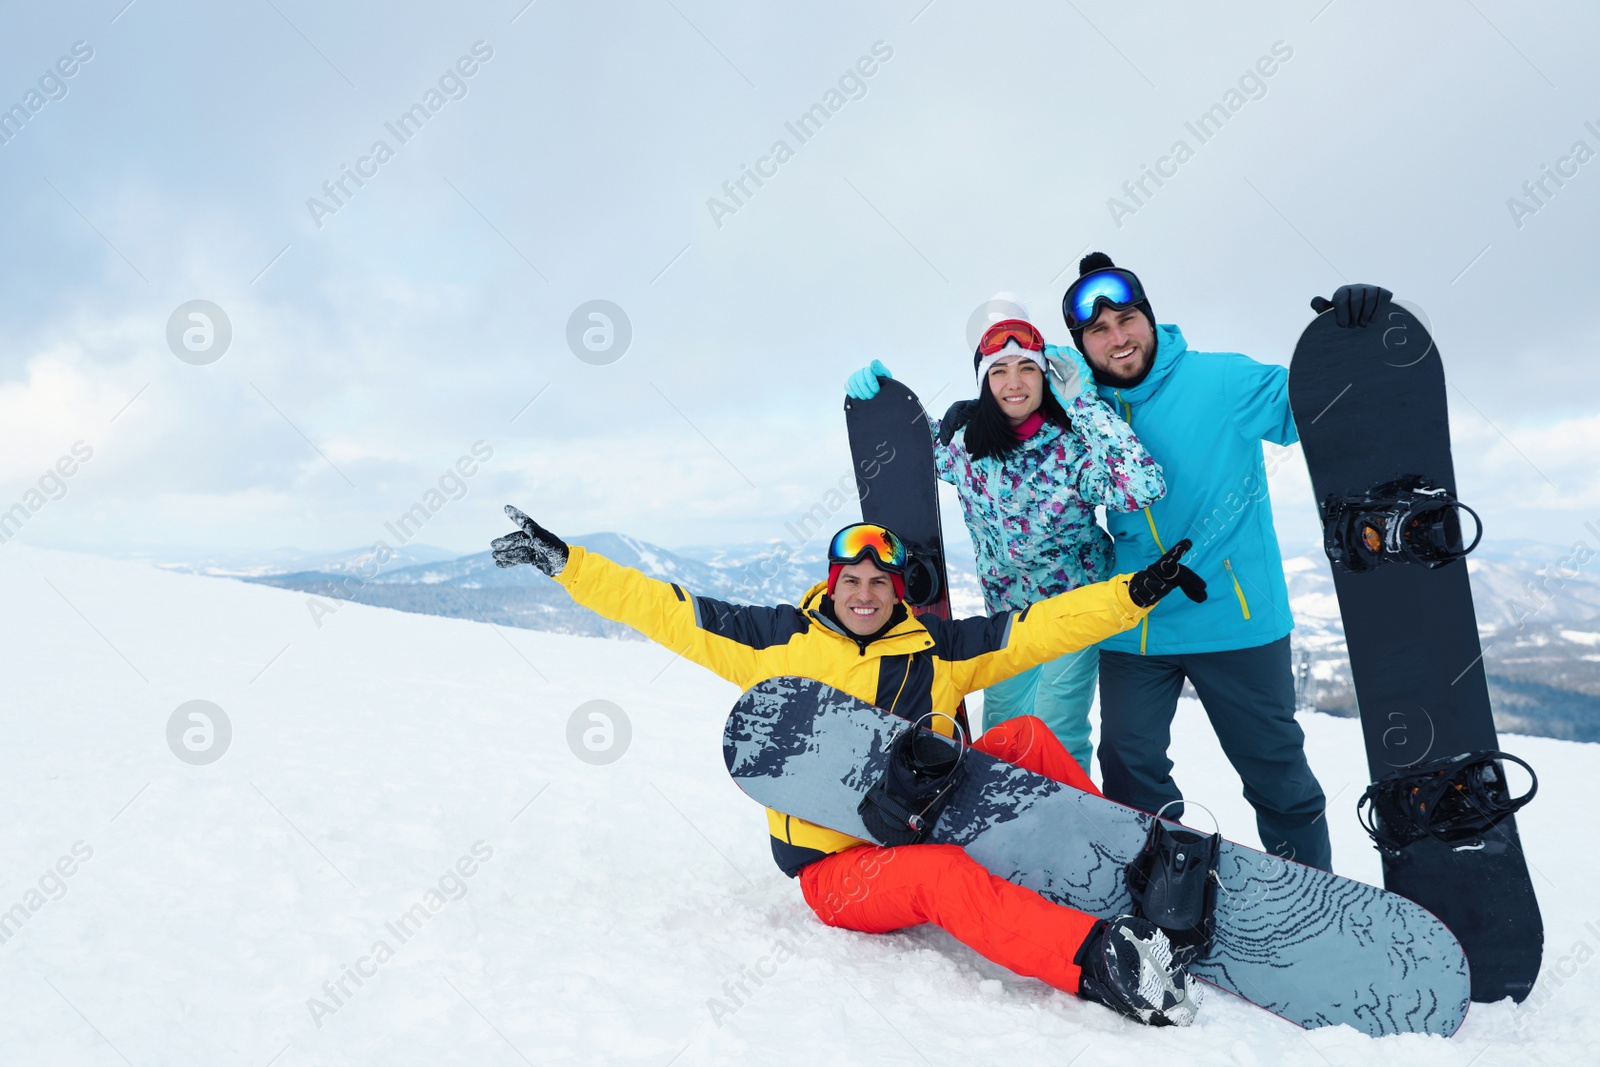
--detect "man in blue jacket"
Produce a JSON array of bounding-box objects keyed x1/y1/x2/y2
[{"x1": 1046, "y1": 252, "x2": 1389, "y2": 872}]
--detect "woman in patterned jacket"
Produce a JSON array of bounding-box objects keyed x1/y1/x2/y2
[{"x1": 845, "y1": 310, "x2": 1165, "y2": 775}]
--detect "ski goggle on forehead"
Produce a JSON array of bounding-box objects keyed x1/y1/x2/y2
[
  {"x1": 976, "y1": 318, "x2": 1046, "y2": 356},
  {"x1": 1063, "y1": 268, "x2": 1146, "y2": 330},
  {"x1": 828, "y1": 523, "x2": 908, "y2": 573}
]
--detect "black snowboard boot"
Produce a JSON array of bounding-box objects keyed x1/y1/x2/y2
[{"x1": 1074, "y1": 916, "x2": 1202, "y2": 1026}]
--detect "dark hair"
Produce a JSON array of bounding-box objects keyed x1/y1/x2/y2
[{"x1": 962, "y1": 364, "x2": 1072, "y2": 461}]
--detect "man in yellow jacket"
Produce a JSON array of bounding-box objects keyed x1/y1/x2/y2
[{"x1": 492, "y1": 508, "x2": 1208, "y2": 1026}]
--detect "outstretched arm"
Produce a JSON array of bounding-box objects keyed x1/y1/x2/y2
[
  {"x1": 493, "y1": 506, "x2": 786, "y2": 689},
  {"x1": 944, "y1": 541, "x2": 1205, "y2": 695},
  {"x1": 1258, "y1": 282, "x2": 1390, "y2": 444},
  {"x1": 1223, "y1": 355, "x2": 1297, "y2": 447},
  {"x1": 946, "y1": 577, "x2": 1146, "y2": 696}
]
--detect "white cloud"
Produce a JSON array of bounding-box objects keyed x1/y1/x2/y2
[{"x1": 2, "y1": 0, "x2": 1598, "y2": 558}]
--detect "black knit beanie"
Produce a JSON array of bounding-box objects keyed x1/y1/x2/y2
[{"x1": 1066, "y1": 252, "x2": 1156, "y2": 354}]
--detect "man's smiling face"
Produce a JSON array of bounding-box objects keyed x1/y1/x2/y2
[
  {"x1": 832, "y1": 560, "x2": 899, "y2": 636},
  {"x1": 1081, "y1": 306, "x2": 1156, "y2": 383}
]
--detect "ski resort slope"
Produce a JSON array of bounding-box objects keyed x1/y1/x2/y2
[{"x1": 0, "y1": 544, "x2": 1590, "y2": 1067}]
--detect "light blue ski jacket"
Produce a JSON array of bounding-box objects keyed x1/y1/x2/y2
[{"x1": 1046, "y1": 324, "x2": 1297, "y2": 655}]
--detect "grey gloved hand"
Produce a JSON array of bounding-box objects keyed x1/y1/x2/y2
[
  {"x1": 1312, "y1": 284, "x2": 1392, "y2": 328},
  {"x1": 1127, "y1": 539, "x2": 1207, "y2": 608},
  {"x1": 492, "y1": 505, "x2": 569, "y2": 576}
]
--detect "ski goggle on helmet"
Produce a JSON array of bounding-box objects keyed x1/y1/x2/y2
[
  {"x1": 1062, "y1": 268, "x2": 1147, "y2": 330},
  {"x1": 827, "y1": 523, "x2": 908, "y2": 574},
  {"x1": 976, "y1": 318, "x2": 1046, "y2": 356}
]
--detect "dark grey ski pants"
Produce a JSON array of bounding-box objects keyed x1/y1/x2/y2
[{"x1": 1097, "y1": 636, "x2": 1332, "y2": 872}]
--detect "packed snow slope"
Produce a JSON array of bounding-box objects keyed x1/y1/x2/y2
[{"x1": 0, "y1": 544, "x2": 1592, "y2": 1066}]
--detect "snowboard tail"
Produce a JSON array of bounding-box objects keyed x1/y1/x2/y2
[{"x1": 845, "y1": 380, "x2": 955, "y2": 619}]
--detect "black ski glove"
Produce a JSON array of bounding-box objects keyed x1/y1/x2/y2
[
  {"x1": 1311, "y1": 284, "x2": 1392, "y2": 328},
  {"x1": 492, "y1": 505, "x2": 569, "y2": 576},
  {"x1": 938, "y1": 399, "x2": 979, "y2": 446},
  {"x1": 1127, "y1": 539, "x2": 1207, "y2": 608}
]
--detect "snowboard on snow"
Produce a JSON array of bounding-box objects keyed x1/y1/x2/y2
[
  {"x1": 845, "y1": 379, "x2": 965, "y2": 730},
  {"x1": 1288, "y1": 298, "x2": 1542, "y2": 1003},
  {"x1": 724, "y1": 676, "x2": 1471, "y2": 1037}
]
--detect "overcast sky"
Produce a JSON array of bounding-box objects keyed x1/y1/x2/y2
[{"x1": 2, "y1": 0, "x2": 1598, "y2": 564}]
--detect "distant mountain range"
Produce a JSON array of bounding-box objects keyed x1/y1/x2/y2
[
  {"x1": 211, "y1": 535, "x2": 1600, "y2": 743},
  {"x1": 154, "y1": 543, "x2": 464, "y2": 578},
  {"x1": 1284, "y1": 540, "x2": 1600, "y2": 742}
]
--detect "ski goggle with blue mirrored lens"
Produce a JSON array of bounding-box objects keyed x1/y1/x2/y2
[
  {"x1": 827, "y1": 523, "x2": 908, "y2": 573},
  {"x1": 1062, "y1": 268, "x2": 1147, "y2": 330}
]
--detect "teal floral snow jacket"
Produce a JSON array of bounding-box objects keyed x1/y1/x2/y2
[{"x1": 932, "y1": 376, "x2": 1166, "y2": 615}]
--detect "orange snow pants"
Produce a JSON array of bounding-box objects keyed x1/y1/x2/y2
[{"x1": 798, "y1": 715, "x2": 1103, "y2": 994}]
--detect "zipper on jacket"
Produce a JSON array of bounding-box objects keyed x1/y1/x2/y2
[
  {"x1": 1117, "y1": 394, "x2": 1166, "y2": 553},
  {"x1": 1120, "y1": 391, "x2": 1162, "y2": 656},
  {"x1": 886, "y1": 656, "x2": 912, "y2": 716},
  {"x1": 1224, "y1": 558, "x2": 1251, "y2": 620}
]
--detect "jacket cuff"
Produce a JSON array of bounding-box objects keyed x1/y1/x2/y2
[
  {"x1": 1110, "y1": 574, "x2": 1150, "y2": 620},
  {"x1": 554, "y1": 544, "x2": 589, "y2": 590}
]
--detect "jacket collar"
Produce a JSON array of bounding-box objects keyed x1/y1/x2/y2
[
  {"x1": 799, "y1": 581, "x2": 934, "y2": 654},
  {"x1": 1014, "y1": 410, "x2": 1047, "y2": 438}
]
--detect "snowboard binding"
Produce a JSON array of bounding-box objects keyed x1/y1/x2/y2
[
  {"x1": 1357, "y1": 750, "x2": 1537, "y2": 856},
  {"x1": 1124, "y1": 803, "x2": 1222, "y2": 967},
  {"x1": 1321, "y1": 476, "x2": 1482, "y2": 573},
  {"x1": 857, "y1": 714, "x2": 967, "y2": 846}
]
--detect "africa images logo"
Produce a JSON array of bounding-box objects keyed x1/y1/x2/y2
[{"x1": 0, "y1": 40, "x2": 94, "y2": 148}]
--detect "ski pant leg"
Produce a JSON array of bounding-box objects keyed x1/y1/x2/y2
[
  {"x1": 799, "y1": 844, "x2": 1099, "y2": 994},
  {"x1": 1096, "y1": 648, "x2": 1187, "y2": 817},
  {"x1": 981, "y1": 663, "x2": 1042, "y2": 733},
  {"x1": 974, "y1": 714, "x2": 1101, "y2": 797},
  {"x1": 1030, "y1": 646, "x2": 1100, "y2": 776},
  {"x1": 1183, "y1": 637, "x2": 1332, "y2": 872}
]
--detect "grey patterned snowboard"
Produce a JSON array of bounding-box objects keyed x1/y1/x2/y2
[{"x1": 725, "y1": 677, "x2": 1470, "y2": 1037}]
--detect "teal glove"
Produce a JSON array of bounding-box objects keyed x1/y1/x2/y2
[
  {"x1": 846, "y1": 360, "x2": 893, "y2": 400},
  {"x1": 1043, "y1": 344, "x2": 1094, "y2": 406}
]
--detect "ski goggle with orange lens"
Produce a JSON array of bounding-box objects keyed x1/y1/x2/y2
[
  {"x1": 977, "y1": 319, "x2": 1046, "y2": 356},
  {"x1": 827, "y1": 523, "x2": 908, "y2": 573},
  {"x1": 1063, "y1": 268, "x2": 1146, "y2": 329}
]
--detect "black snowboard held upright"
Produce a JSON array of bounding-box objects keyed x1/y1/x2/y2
[
  {"x1": 845, "y1": 380, "x2": 966, "y2": 732},
  {"x1": 1289, "y1": 298, "x2": 1543, "y2": 1002}
]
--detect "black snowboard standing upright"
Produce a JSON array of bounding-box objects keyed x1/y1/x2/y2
[
  {"x1": 1289, "y1": 299, "x2": 1543, "y2": 1002},
  {"x1": 844, "y1": 380, "x2": 965, "y2": 731}
]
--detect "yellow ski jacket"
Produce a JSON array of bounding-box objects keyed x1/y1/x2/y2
[{"x1": 555, "y1": 545, "x2": 1151, "y2": 874}]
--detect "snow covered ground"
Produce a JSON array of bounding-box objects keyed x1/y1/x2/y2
[{"x1": 0, "y1": 544, "x2": 1593, "y2": 1066}]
